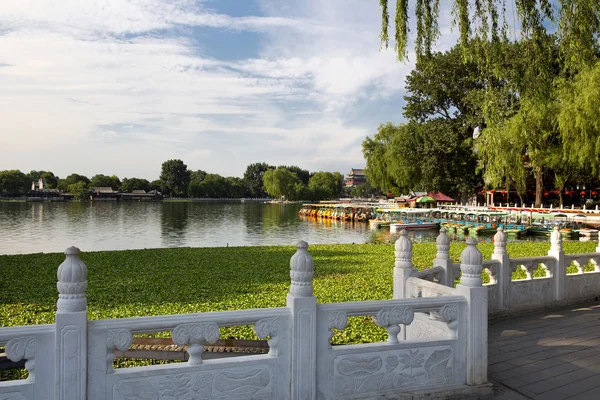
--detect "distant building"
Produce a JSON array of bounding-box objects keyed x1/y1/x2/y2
[
  {"x1": 90, "y1": 187, "x2": 118, "y2": 200},
  {"x1": 345, "y1": 168, "x2": 366, "y2": 187}
]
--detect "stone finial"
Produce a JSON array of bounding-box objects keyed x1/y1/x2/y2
[
  {"x1": 493, "y1": 227, "x2": 507, "y2": 255},
  {"x1": 289, "y1": 240, "x2": 314, "y2": 297},
  {"x1": 57, "y1": 246, "x2": 88, "y2": 313},
  {"x1": 394, "y1": 230, "x2": 413, "y2": 269},
  {"x1": 550, "y1": 227, "x2": 562, "y2": 252},
  {"x1": 436, "y1": 228, "x2": 450, "y2": 257},
  {"x1": 459, "y1": 238, "x2": 483, "y2": 287}
]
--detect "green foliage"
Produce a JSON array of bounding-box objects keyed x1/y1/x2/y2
[
  {"x1": 120, "y1": 177, "x2": 151, "y2": 193},
  {"x1": 278, "y1": 165, "x2": 310, "y2": 186},
  {"x1": 67, "y1": 181, "x2": 90, "y2": 200},
  {"x1": 160, "y1": 159, "x2": 191, "y2": 197},
  {"x1": 57, "y1": 174, "x2": 89, "y2": 192},
  {"x1": 350, "y1": 182, "x2": 379, "y2": 198},
  {"x1": 378, "y1": 0, "x2": 598, "y2": 73},
  {"x1": 90, "y1": 174, "x2": 121, "y2": 190},
  {"x1": 243, "y1": 162, "x2": 274, "y2": 198},
  {"x1": 0, "y1": 170, "x2": 30, "y2": 196},
  {"x1": 0, "y1": 241, "x2": 596, "y2": 348},
  {"x1": 262, "y1": 168, "x2": 300, "y2": 200},
  {"x1": 307, "y1": 171, "x2": 344, "y2": 200},
  {"x1": 150, "y1": 179, "x2": 165, "y2": 192},
  {"x1": 558, "y1": 61, "x2": 600, "y2": 176}
]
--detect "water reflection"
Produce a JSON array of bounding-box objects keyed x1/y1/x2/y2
[
  {"x1": 161, "y1": 202, "x2": 189, "y2": 247},
  {"x1": 0, "y1": 202, "x2": 580, "y2": 255}
]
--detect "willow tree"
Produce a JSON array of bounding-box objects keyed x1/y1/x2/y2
[
  {"x1": 558, "y1": 62, "x2": 600, "y2": 176},
  {"x1": 379, "y1": 0, "x2": 599, "y2": 72}
]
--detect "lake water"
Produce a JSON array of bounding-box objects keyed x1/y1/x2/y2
[{"x1": 0, "y1": 201, "x2": 554, "y2": 255}]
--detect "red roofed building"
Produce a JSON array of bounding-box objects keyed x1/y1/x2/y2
[{"x1": 427, "y1": 192, "x2": 455, "y2": 202}]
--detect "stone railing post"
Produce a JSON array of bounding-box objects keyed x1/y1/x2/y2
[
  {"x1": 456, "y1": 238, "x2": 488, "y2": 386},
  {"x1": 287, "y1": 241, "x2": 317, "y2": 400},
  {"x1": 596, "y1": 234, "x2": 600, "y2": 254},
  {"x1": 548, "y1": 227, "x2": 565, "y2": 302},
  {"x1": 491, "y1": 227, "x2": 510, "y2": 310},
  {"x1": 393, "y1": 230, "x2": 417, "y2": 299},
  {"x1": 55, "y1": 246, "x2": 88, "y2": 400},
  {"x1": 433, "y1": 228, "x2": 453, "y2": 287}
]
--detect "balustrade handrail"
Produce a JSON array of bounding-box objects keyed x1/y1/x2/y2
[
  {"x1": 88, "y1": 307, "x2": 289, "y2": 333},
  {"x1": 406, "y1": 277, "x2": 458, "y2": 296},
  {"x1": 509, "y1": 255, "x2": 555, "y2": 264},
  {"x1": 482, "y1": 259, "x2": 501, "y2": 266},
  {"x1": 416, "y1": 265, "x2": 444, "y2": 278},
  {"x1": 319, "y1": 295, "x2": 466, "y2": 317},
  {"x1": 564, "y1": 252, "x2": 600, "y2": 259},
  {"x1": 0, "y1": 324, "x2": 54, "y2": 342}
]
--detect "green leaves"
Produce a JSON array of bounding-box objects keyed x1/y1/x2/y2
[{"x1": 1, "y1": 241, "x2": 597, "y2": 349}]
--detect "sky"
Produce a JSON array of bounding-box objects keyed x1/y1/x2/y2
[{"x1": 0, "y1": 0, "x2": 463, "y2": 181}]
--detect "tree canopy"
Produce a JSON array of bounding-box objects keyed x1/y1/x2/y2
[
  {"x1": 90, "y1": 174, "x2": 121, "y2": 190},
  {"x1": 160, "y1": 159, "x2": 191, "y2": 197},
  {"x1": 262, "y1": 168, "x2": 300, "y2": 200},
  {"x1": 243, "y1": 162, "x2": 274, "y2": 198},
  {"x1": 0, "y1": 170, "x2": 30, "y2": 196}
]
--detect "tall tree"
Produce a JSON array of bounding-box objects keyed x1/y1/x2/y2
[
  {"x1": 160, "y1": 159, "x2": 191, "y2": 198},
  {"x1": 90, "y1": 174, "x2": 121, "y2": 190},
  {"x1": 57, "y1": 174, "x2": 89, "y2": 192},
  {"x1": 120, "y1": 177, "x2": 151, "y2": 193},
  {"x1": 187, "y1": 170, "x2": 208, "y2": 198},
  {"x1": 558, "y1": 61, "x2": 600, "y2": 176},
  {"x1": 363, "y1": 45, "x2": 484, "y2": 198},
  {"x1": 67, "y1": 181, "x2": 90, "y2": 200},
  {"x1": 262, "y1": 168, "x2": 300, "y2": 200},
  {"x1": 278, "y1": 165, "x2": 310, "y2": 185},
  {"x1": 243, "y1": 162, "x2": 274, "y2": 198},
  {"x1": 308, "y1": 172, "x2": 344, "y2": 200},
  {"x1": 0, "y1": 170, "x2": 31, "y2": 196}
]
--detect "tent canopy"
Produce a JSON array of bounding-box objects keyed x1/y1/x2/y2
[{"x1": 416, "y1": 196, "x2": 436, "y2": 203}]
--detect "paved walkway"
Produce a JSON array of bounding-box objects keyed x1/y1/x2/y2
[{"x1": 486, "y1": 302, "x2": 600, "y2": 399}]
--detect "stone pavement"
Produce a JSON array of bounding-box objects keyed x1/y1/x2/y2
[{"x1": 484, "y1": 302, "x2": 600, "y2": 400}]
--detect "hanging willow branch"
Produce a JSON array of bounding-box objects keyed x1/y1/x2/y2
[
  {"x1": 394, "y1": 0, "x2": 410, "y2": 60},
  {"x1": 378, "y1": 0, "x2": 599, "y2": 70}
]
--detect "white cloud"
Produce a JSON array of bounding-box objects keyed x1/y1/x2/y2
[{"x1": 0, "y1": 0, "x2": 463, "y2": 180}]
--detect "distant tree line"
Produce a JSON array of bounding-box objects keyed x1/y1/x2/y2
[{"x1": 0, "y1": 161, "x2": 363, "y2": 201}]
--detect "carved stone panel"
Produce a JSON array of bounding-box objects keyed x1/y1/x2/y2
[
  {"x1": 510, "y1": 279, "x2": 552, "y2": 308},
  {"x1": 566, "y1": 274, "x2": 600, "y2": 299},
  {"x1": 333, "y1": 346, "x2": 454, "y2": 397},
  {"x1": 112, "y1": 366, "x2": 273, "y2": 400},
  {"x1": 407, "y1": 316, "x2": 448, "y2": 340}
]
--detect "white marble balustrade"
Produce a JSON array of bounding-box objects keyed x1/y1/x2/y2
[{"x1": 0, "y1": 232, "x2": 493, "y2": 400}]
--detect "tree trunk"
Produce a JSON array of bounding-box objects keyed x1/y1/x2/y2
[
  {"x1": 559, "y1": 192, "x2": 563, "y2": 207},
  {"x1": 535, "y1": 166, "x2": 543, "y2": 208}
]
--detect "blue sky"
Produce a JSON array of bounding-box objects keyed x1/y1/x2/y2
[{"x1": 0, "y1": 0, "x2": 465, "y2": 180}]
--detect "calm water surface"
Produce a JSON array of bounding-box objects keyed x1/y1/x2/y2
[{"x1": 0, "y1": 201, "x2": 552, "y2": 255}]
